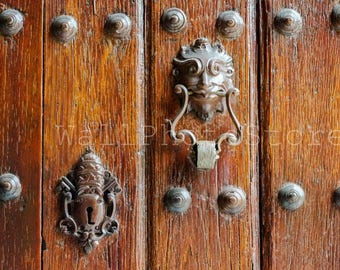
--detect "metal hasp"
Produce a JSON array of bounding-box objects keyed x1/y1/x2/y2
[
  {"x1": 0, "y1": 8, "x2": 24, "y2": 37},
  {"x1": 278, "y1": 183, "x2": 305, "y2": 211},
  {"x1": 57, "y1": 149, "x2": 122, "y2": 254},
  {"x1": 168, "y1": 38, "x2": 243, "y2": 170},
  {"x1": 0, "y1": 173, "x2": 22, "y2": 201}
]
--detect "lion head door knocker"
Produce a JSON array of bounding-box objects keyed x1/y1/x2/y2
[
  {"x1": 57, "y1": 149, "x2": 122, "y2": 254},
  {"x1": 168, "y1": 38, "x2": 243, "y2": 170}
]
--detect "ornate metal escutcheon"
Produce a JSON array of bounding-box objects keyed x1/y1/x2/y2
[
  {"x1": 168, "y1": 38, "x2": 243, "y2": 170},
  {"x1": 57, "y1": 149, "x2": 122, "y2": 254}
]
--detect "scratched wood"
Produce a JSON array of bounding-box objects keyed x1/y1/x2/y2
[
  {"x1": 42, "y1": 1, "x2": 145, "y2": 269},
  {"x1": 145, "y1": 1, "x2": 259, "y2": 269},
  {"x1": 260, "y1": 1, "x2": 340, "y2": 269},
  {"x1": 0, "y1": 1, "x2": 42, "y2": 269}
]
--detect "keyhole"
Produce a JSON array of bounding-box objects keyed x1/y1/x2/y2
[{"x1": 86, "y1": 207, "x2": 95, "y2": 225}]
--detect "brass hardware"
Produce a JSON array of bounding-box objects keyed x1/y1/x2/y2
[
  {"x1": 50, "y1": 15, "x2": 78, "y2": 44},
  {"x1": 333, "y1": 187, "x2": 340, "y2": 207},
  {"x1": 331, "y1": 4, "x2": 340, "y2": 32},
  {"x1": 216, "y1": 11, "x2": 245, "y2": 39},
  {"x1": 0, "y1": 9, "x2": 24, "y2": 37},
  {"x1": 168, "y1": 38, "x2": 243, "y2": 170},
  {"x1": 0, "y1": 173, "x2": 22, "y2": 201},
  {"x1": 164, "y1": 187, "x2": 191, "y2": 213},
  {"x1": 57, "y1": 149, "x2": 121, "y2": 254},
  {"x1": 278, "y1": 183, "x2": 305, "y2": 211},
  {"x1": 274, "y1": 8, "x2": 302, "y2": 36},
  {"x1": 161, "y1": 8, "x2": 187, "y2": 33},
  {"x1": 217, "y1": 186, "x2": 246, "y2": 215},
  {"x1": 104, "y1": 13, "x2": 131, "y2": 39}
]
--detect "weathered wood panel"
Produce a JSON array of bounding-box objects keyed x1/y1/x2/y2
[
  {"x1": 146, "y1": 1, "x2": 259, "y2": 269},
  {"x1": 43, "y1": 1, "x2": 145, "y2": 269},
  {"x1": 0, "y1": 1, "x2": 43, "y2": 269},
  {"x1": 260, "y1": 1, "x2": 340, "y2": 269}
]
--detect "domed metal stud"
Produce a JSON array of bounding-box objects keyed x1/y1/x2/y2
[
  {"x1": 216, "y1": 11, "x2": 245, "y2": 39},
  {"x1": 163, "y1": 187, "x2": 191, "y2": 213},
  {"x1": 330, "y1": 4, "x2": 340, "y2": 32},
  {"x1": 217, "y1": 186, "x2": 246, "y2": 215},
  {"x1": 278, "y1": 183, "x2": 305, "y2": 211},
  {"x1": 104, "y1": 13, "x2": 132, "y2": 39},
  {"x1": 0, "y1": 9, "x2": 24, "y2": 37},
  {"x1": 50, "y1": 15, "x2": 78, "y2": 44},
  {"x1": 274, "y1": 8, "x2": 302, "y2": 36},
  {"x1": 333, "y1": 186, "x2": 340, "y2": 207},
  {"x1": 0, "y1": 173, "x2": 22, "y2": 201},
  {"x1": 161, "y1": 8, "x2": 187, "y2": 33}
]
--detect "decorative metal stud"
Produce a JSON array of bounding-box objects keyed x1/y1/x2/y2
[
  {"x1": 278, "y1": 183, "x2": 305, "y2": 211},
  {"x1": 0, "y1": 9, "x2": 24, "y2": 37},
  {"x1": 333, "y1": 186, "x2": 340, "y2": 207},
  {"x1": 216, "y1": 11, "x2": 245, "y2": 39},
  {"x1": 50, "y1": 15, "x2": 78, "y2": 44},
  {"x1": 164, "y1": 187, "x2": 191, "y2": 213},
  {"x1": 57, "y1": 149, "x2": 121, "y2": 254},
  {"x1": 331, "y1": 4, "x2": 340, "y2": 32},
  {"x1": 274, "y1": 8, "x2": 302, "y2": 36},
  {"x1": 217, "y1": 186, "x2": 246, "y2": 215},
  {"x1": 0, "y1": 173, "x2": 22, "y2": 201},
  {"x1": 161, "y1": 8, "x2": 187, "y2": 33},
  {"x1": 104, "y1": 13, "x2": 132, "y2": 39}
]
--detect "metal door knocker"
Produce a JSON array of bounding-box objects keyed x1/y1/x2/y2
[
  {"x1": 168, "y1": 38, "x2": 243, "y2": 170},
  {"x1": 57, "y1": 149, "x2": 121, "y2": 254}
]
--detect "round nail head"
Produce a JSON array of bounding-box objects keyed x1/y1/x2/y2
[
  {"x1": 333, "y1": 186, "x2": 340, "y2": 207},
  {"x1": 0, "y1": 9, "x2": 24, "y2": 36},
  {"x1": 50, "y1": 15, "x2": 78, "y2": 43},
  {"x1": 104, "y1": 13, "x2": 131, "y2": 39},
  {"x1": 274, "y1": 8, "x2": 302, "y2": 36},
  {"x1": 331, "y1": 4, "x2": 340, "y2": 32},
  {"x1": 217, "y1": 186, "x2": 246, "y2": 215},
  {"x1": 278, "y1": 183, "x2": 305, "y2": 211},
  {"x1": 0, "y1": 173, "x2": 22, "y2": 201},
  {"x1": 161, "y1": 8, "x2": 187, "y2": 33},
  {"x1": 216, "y1": 11, "x2": 245, "y2": 39},
  {"x1": 164, "y1": 187, "x2": 191, "y2": 213}
]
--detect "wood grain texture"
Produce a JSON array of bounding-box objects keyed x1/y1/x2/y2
[
  {"x1": 145, "y1": 1, "x2": 259, "y2": 269},
  {"x1": 42, "y1": 1, "x2": 145, "y2": 269},
  {"x1": 0, "y1": 1, "x2": 42, "y2": 269},
  {"x1": 260, "y1": 1, "x2": 340, "y2": 269}
]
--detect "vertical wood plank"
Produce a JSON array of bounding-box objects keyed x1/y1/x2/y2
[
  {"x1": 146, "y1": 1, "x2": 259, "y2": 269},
  {"x1": 260, "y1": 1, "x2": 340, "y2": 269},
  {"x1": 0, "y1": 1, "x2": 43, "y2": 269},
  {"x1": 43, "y1": 1, "x2": 145, "y2": 269}
]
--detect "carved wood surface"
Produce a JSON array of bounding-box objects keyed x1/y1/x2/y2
[
  {"x1": 145, "y1": 1, "x2": 259, "y2": 269},
  {"x1": 42, "y1": 1, "x2": 145, "y2": 269},
  {"x1": 0, "y1": 0, "x2": 43, "y2": 269},
  {"x1": 260, "y1": 1, "x2": 340, "y2": 269}
]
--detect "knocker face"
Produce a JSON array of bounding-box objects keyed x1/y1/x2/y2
[{"x1": 173, "y1": 38, "x2": 235, "y2": 121}]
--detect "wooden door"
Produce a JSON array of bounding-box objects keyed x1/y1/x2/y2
[
  {"x1": 0, "y1": 1, "x2": 339, "y2": 270},
  {"x1": 260, "y1": 1, "x2": 340, "y2": 269}
]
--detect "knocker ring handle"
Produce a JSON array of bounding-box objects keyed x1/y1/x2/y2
[{"x1": 167, "y1": 38, "x2": 243, "y2": 170}]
